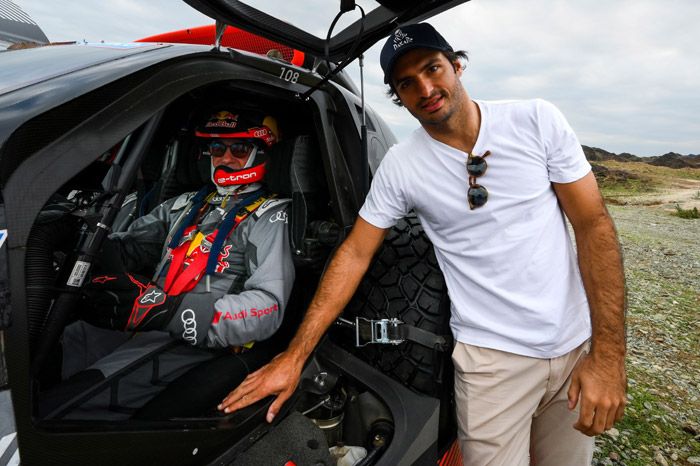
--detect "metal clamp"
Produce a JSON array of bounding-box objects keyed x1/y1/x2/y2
[{"x1": 352, "y1": 317, "x2": 404, "y2": 347}]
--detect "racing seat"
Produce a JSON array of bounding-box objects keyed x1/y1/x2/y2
[
  {"x1": 265, "y1": 134, "x2": 334, "y2": 268},
  {"x1": 110, "y1": 133, "x2": 208, "y2": 234}
]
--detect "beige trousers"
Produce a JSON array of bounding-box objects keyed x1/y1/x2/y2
[{"x1": 452, "y1": 341, "x2": 594, "y2": 466}]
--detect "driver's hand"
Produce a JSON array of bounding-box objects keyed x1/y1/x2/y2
[
  {"x1": 217, "y1": 351, "x2": 304, "y2": 423},
  {"x1": 81, "y1": 272, "x2": 178, "y2": 332}
]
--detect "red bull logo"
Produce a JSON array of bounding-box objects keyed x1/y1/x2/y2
[{"x1": 205, "y1": 111, "x2": 239, "y2": 129}]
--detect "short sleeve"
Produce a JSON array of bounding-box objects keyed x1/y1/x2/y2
[
  {"x1": 538, "y1": 100, "x2": 591, "y2": 183},
  {"x1": 358, "y1": 149, "x2": 411, "y2": 229}
]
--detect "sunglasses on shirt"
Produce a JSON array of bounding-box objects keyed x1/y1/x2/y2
[{"x1": 466, "y1": 150, "x2": 491, "y2": 210}]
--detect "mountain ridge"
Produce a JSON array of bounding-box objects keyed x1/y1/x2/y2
[{"x1": 582, "y1": 145, "x2": 700, "y2": 169}]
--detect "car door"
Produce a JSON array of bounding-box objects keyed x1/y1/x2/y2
[{"x1": 182, "y1": 0, "x2": 470, "y2": 63}]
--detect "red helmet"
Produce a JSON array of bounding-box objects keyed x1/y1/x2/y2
[
  {"x1": 195, "y1": 109, "x2": 279, "y2": 193},
  {"x1": 195, "y1": 110, "x2": 278, "y2": 148}
]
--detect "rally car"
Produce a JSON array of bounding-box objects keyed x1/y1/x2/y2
[{"x1": 0, "y1": 1, "x2": 469, "y2": 464}]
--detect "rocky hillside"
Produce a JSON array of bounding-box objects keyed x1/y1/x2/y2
[{"x1": 583, "y1": 146, "x2": 700, "y2": 169}]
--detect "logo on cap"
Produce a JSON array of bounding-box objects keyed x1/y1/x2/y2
[
  {"x1": 205, "y1": 111, "x2": 239, "y2": 129},
  {"x1": 393, "y1": 29, "x2": 413, "y2": 51}
]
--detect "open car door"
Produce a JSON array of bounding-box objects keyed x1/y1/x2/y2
[{"x1": 183, "y1": 0, "x2": 470, "y2": 63}]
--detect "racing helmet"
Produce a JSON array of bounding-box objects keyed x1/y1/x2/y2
[{"x1": 195, "y1": 110, "x2": 279, "y2": 194}]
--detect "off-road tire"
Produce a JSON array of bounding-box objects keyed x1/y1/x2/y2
[{"x1": 343, "y1": 214, "x2": 451, "y2": 396}]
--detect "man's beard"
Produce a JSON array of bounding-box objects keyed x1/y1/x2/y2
[{"x1": 409, "y1": 80, "x2": 466, "y2": 127}]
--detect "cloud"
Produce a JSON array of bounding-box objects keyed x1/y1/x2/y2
[{"x1": 14, "y1": 0, "x2": 700, "y2": 156}]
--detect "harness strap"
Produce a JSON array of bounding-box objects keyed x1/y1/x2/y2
[
  {"x1": 167, "y1": 186, "x2": 214, "y2": 249},
  {"x1": 205, "y1": 193, "x2": 270, "y2": 275},
  {"x1": 392, "y1": 324, "x2": 451, "y2": 352},
  {"x1": 163, "y1": 191, "x2": 269, "y2": 296}
]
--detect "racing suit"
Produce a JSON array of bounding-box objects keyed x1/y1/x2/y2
[{"x1": 47, "y1": 190, "x2": 295, "y2": 420}]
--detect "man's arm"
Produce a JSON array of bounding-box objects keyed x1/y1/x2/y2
[
  {"x1": 107, "y1": 196, "x2": 186, "y2": 272},
  {"x1": 553, "y1": 171, "x2": 627, "y2": 436},
  {"x1": 217, "y1": 217, "x2": 388, "y2": 422}
]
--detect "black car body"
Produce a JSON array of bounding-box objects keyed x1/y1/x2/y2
[{"x1": 0, "y1": 1, "x2": 468, "y2": 464}]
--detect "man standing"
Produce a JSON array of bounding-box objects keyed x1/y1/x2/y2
[{"x1": 219, "y1": 23, "x2": 626, "y2": 465}]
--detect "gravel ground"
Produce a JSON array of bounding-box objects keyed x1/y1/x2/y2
[{"x1": 591, "y1": 203, "x2": 700, "y2": 466}]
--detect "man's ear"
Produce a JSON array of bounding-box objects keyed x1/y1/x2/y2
[{"x1": 453, "y1": 60, "x2": 464, "y2": 77}]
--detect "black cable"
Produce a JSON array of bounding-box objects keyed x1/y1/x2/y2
[{"x1": 298, "y1": 4, "x2": 366, "y2": 101}]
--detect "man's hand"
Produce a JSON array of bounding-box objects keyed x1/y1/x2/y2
[
  {"x1": 218, "y1": 351, "x2": 304, "y2": 423},
  {"x1": 567, "y1": 352, "x2": 627, "y2": 436},
  {"x1": 81, "y1": 272, "x2": 179, "y2": 331}
]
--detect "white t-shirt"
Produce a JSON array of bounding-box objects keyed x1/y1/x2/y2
[{"x1": 359, "y1": 99, "x2": 592, "y2": 358}]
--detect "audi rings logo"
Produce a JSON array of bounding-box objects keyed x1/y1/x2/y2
[
  {"x1": 269, "y1": 211, "x2": 288, "y2": 224},
  {"x1": 181, "y1": 309, "x2": 198, "y2": 345}
]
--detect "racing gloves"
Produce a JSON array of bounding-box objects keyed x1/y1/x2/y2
[{"x1": 81, "y1": 273, "x2": 181, "y2": 332}]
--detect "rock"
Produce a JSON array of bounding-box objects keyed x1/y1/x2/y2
[
  {"x1": 687, "y1": 457, "x2": 700, "y2": 465},
  {"x1": 606, "y1": 427, "x2": 620, "y2": 439},
  {"x1": 609, "y1": 452, "x2": 620, "y2": 461},
  {"x1": 683, "y1": 423, "x2": 699, "y2": 435},
  {"x1": 670, "y1": 453, "x2": 678, "y2": 461},
  {"x1": 654, "y1": 451, "x2": 669, "y2": 466}
]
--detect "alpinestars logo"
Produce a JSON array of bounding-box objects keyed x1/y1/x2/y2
[
  {"x1": 139, "y1": 289, "x2": 163, "y2": 304},
  {"x1": 92, "y1": 275, "x2": 117, "y2": 284},
  {"x1": 393, "y1": 29, "x2": 413, "y2": 50}
]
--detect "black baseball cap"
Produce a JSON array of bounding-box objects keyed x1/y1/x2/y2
[{"x1": 380, "y1": 23, "x2": 454, "y2": 84}]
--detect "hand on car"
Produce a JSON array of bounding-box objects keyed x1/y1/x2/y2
[
  {"x1": 218, "y1": 350, "x2": 304, "y2": 423},
  {"x1": 567, "y1": 351, "x2": 627, "y2": 436},
  {"x1": 81, "y1": 272, "x2": 179, "y2": 331}
]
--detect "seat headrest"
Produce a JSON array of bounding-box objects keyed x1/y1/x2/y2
[{"x1": 265, "y1": 135, "x2": 322, "y2": 196}]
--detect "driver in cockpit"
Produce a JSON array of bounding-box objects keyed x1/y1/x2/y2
[{"x1": 42, "y1": 108, "x2": 294, "y2": 420}]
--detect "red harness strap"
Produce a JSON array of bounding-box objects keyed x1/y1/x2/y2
[
  {"x1": 164, "y1": 227, "x2": 216, "y2": 296},
  {"x1": 163, "y1": 196, "x2": 268, "y2": 296}
]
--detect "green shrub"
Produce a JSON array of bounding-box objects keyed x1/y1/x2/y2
[{"x1": 674, "y1": 204, "x2": 700, "y2": 219}]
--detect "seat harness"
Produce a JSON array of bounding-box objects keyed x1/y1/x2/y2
[{"x1": 163, "y1": 186, "x2": 269, "y2": 296}]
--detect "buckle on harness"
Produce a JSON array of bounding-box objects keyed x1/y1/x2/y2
[{"x1": 353, "y1": 317, "x2": 404, "y2": 347}]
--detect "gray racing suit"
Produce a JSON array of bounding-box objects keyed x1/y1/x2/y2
[
  {"x1": 52, "y1": 190, "x2": 295, "y2": 420},
  {"x1": 111, "y1": 191, "x2": 295, "y2": 348}
]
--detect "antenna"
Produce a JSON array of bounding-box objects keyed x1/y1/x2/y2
[{"x1": 297, "y1": 3, "x2": 366, "y2": 101}]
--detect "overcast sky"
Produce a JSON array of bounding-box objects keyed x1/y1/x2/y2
[{"x1": 15, "y1": 0, "x2": 700, "y2": 157}]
